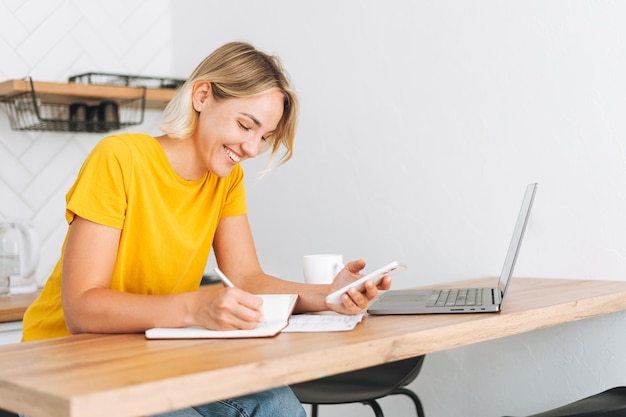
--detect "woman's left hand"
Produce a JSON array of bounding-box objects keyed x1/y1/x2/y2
[{"x1": 326, "y1": 259, "x2": 391, "y2": 314}]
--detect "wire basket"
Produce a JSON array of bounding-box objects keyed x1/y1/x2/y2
[
  {"x1": 68, "y1": 72, "x2": 185, "y2": 89},
  {"x1": 0, "y1": 78, "x2": 146, "y2": 133}
]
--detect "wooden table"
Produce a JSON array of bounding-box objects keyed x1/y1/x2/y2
[{"x1": 1, "y1": 277, "x2": 626, "y2": 417}]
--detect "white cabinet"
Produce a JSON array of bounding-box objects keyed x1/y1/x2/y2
[{"x1": 0, "y1": 321, "x2": 23, "y2": 345}]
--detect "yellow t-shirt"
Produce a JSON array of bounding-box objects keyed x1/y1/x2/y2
[{"x1": 22, "y1": 133, "x2": 247, "y2": 341}]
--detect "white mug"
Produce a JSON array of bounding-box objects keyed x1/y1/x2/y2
[{"x1": 303, "y1": 254, "x2": 344, "y2": 284}]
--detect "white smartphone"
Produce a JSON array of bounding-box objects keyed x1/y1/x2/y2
[{"x1": 325, "y1": 261, "x2": 407, "y2": 304}]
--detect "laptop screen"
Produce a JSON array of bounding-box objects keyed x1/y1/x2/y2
[{"x1": 497, "y1": 183, "x2": 537, "y2": 303}]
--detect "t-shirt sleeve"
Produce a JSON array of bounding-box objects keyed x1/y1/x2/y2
[
  {"x1": 65, "y1": 136, "x2": 129, "y2": 229},
  {"x1": 220, "y1": 164, "x2": 248, "y2": 219}
]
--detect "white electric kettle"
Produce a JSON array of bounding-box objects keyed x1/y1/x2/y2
[{"x1": 0, "y1": 220, "x2": 40, "y2": 294}]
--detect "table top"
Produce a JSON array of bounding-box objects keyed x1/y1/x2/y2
[{"x1": 1, "y1": 277, "x2": 626, "y2": 417}]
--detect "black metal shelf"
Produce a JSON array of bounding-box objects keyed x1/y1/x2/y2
[
  {"x1": 0, "y1": 78, "x2": 145, "y2": 133},
  {"x1": 0, "y1": 73, "x2": 185, "y2": 133}
]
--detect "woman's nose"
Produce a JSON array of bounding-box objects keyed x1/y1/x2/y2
[{"x1": 241, "y1": 137, "x2": 263, "y2": 158}]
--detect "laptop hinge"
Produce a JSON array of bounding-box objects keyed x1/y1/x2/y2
[{"x1": 492, "y1": 288, "x2": 502, "y2": 305}]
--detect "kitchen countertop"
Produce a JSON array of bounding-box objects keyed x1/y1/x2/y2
[{"x1": 0, "y1": 291, "x2": 40, "y2": 323}]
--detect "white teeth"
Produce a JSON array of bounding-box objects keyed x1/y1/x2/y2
[{"x1": 224, "y1": 146, "x2": 241, "y2": 162}]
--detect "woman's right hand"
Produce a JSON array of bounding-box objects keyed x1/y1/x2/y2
[{"x1": 194, "y1": 286, "x2": 264, "y2": 330}]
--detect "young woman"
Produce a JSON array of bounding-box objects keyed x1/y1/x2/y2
[{"x1": 22, "y1": 42, "x2": 391, "y2": 417}]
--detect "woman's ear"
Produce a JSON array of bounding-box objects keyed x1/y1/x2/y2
[{"x1": 192, "y1": 81, "x2": 211, "y2": 112}]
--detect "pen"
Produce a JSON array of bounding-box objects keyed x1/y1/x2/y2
[{"x1": 214, "y1": 267, "x2": 236, "y2": 288}]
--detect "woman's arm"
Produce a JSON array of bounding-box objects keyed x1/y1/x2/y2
[
  {"x1": 61, "y1": 216, "x2": 264, "y2": 334},
  {"x1": 212, "y1": 215, "x2": 390, "y2": 314}
]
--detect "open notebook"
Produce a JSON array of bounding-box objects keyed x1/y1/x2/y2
[{"x1": 145, "y1": 294, "x2": 298, "y2": 339}]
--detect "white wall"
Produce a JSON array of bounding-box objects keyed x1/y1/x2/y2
[
  {"x1": 173, "y1": 0, "x2": 626, "y2": 284},
  {"x1": 2, "y1": 1, "x2": 626, "y2": 416}
]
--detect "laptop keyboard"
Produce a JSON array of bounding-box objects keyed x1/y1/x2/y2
[{"x1": 426, "y1": 288, "x2": 483, "y2": 307}]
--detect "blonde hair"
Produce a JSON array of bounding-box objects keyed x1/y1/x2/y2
[{"x1": 159, "y1": 42, "x2": 299, "y2": 165}]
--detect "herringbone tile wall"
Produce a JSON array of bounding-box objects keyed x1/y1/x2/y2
[{"x1": 0, "y1": 0, "x2": 175, "y2": 285}]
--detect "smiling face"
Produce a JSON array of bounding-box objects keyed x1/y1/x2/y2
[{"x1": 191, "y1": 81, "x2": 285, "y2": 178}]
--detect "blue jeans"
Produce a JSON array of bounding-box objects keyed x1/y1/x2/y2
[{"x1": 152, "y1": 386, "x2": 306, "y2": 417}]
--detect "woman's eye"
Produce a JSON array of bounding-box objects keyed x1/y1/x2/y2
[{"x1": 238, "y1": 122, "x2": 250, "y2": 131}]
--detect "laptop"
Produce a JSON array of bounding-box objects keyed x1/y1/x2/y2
[{"x1": 367, "y1": 183, "x2": 537, "y2": 315}]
